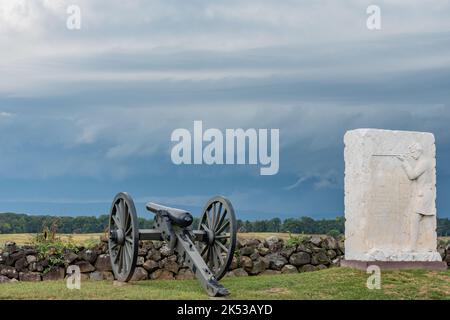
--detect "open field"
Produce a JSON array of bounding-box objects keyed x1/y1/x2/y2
[
  {"x1": 0, "y1": 232, "x2": 306, "y2": 246},
  {"x1": 0, "y1": 268, "x2": 448, "y2": 300},
  {"x1": 0, "y1": 233, "x2": 104, "y2": 247}
]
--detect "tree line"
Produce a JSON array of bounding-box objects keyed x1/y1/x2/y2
[{"x1": 0, "y1": 212, "x2": 449, "y2": 236}]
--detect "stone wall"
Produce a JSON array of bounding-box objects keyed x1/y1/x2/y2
[{"x1": 0, "y1": 236, "x2": 448, "y2": 283}]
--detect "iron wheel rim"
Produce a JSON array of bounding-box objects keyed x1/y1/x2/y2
[
  {"x1": 197, "y1": 195, "x2": 237, "y2": 280},
  {"x1": 108, "y1": 192, "x2": 139, "y2": 282}
]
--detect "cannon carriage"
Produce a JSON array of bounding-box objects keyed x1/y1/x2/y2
[{"x1": 107, "y1": 192, "x2": 237, "y2": 296}]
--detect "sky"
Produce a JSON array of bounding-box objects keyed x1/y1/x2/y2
[{"x1": 0, "y1": 0, "x2": 449, "y2": 220}]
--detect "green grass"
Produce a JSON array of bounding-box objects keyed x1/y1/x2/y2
[{"x1": 0, "y1": 268, "x2": 448, "y2": 300}]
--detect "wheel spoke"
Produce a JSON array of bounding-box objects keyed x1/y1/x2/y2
[
  {"x1": 215, "y1": 234, "x2": 230, "y2": 239},
  {"x1": 125, "y1": 236, "x2": 133, "y2": 244},
  {"x1": 216, "y1": 219, "x2": 230, "y2": 234},
  {"x1": 200, "y1": 244, "x2": 208, "y2": 257},
  {"x1": 211, "y1": 203, "x2": 217, "y2": 229},
  {"x1": 214, "y1": 244, "x2": 225, "y2": 269},
  {"x1": 206, "y1": 206, "x2": 213, "y2": 229},
  {"x1": 112, "y1": 211, "x2": 121, "y2": 228},
  {"x1": 215, "y1": 209, "x2": 227, "y2": 232},
  {"x1": 114, "y1": 247, "x2": 121, "y2": 264},
  {"x1": 211, "y1": 245, "x2": 219, "y2": 270},
  {"x1": 215, "y1": 239, "x2": 229, "y2": 253},
  {"x1": 119, "y1": 200, "x2": 126, "y2": 227},
  {"x1": 214, "y1": 203, "x2": 223, "y2": 230}
]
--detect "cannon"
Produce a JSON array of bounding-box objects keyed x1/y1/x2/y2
[{"x1": 107, "y1": 192, "x2": 237, "y2": 297}]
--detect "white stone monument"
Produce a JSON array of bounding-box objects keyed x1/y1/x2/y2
[{"x1": 342, "y1": 129, "x2": 446, "y2": 270}]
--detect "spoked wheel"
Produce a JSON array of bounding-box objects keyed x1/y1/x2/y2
[
  {"x1": 197, "y1": 196, "x2": 237, "y2": 280},
  {"x1": 108, "y1": 192, "x2": 139, "y2": 282}
]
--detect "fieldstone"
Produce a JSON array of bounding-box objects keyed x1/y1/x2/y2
[
  {"x1": 327, "y1": 250, "x2": 337, "y2": 259},
  {"x1": 147, "y1": 249, "x2": 162, "y2": 261},
  {"x1": 141, "y1": 242, "x2": 154, "y2": 251},
  {"x1": 311, "y1": 250, "x2": 331, "y2": 265},
  {"x1": 280, "y1": 247, "x2": 296, "y2": 259},
  {"x1": 164, "y1": 260, "x2": 180, "y2": 274},
  {"x1": 322, "y1": 237, "x2": 339, "y2": 250},
  {"x1": 75, "y1": 261, "x2": 96, "y2": 273},
  {"x1": 14, "y1": 257, "x2": 28, "y2": 271},
  {"x1": 248, "y1": 258, "x2": 266, "y2": 275},
  {"x1": 176, "y1": 268, "x2": 195, "y2": 280},
  {"x1": 43, "y1": 267, "x2": 65, "y2": 281},
  {"x1": 296, "y1": 244, "x2": 313, "y2": 254},
  {"x1": 19, "y1": 272, "x2": 41, "y2": 281},
  {"x1": 281, "y1": 264, "x2": 298, "y2": 274},
  {"x1": 437, "y1": 247, "x2": 445, "y2": 259},
  {"x1": 264, "y1": 236, "x2": 280, "y2": 247},
  {"x1": 80, "y1": 273, "x2": 90, "y2": 281},
  {"x1": 242, "y1": 238, "x2": 261, "y2": 247},
  {"x1": 28, "y1": 262, "x2": 37, "y2": 272},
  {"x1": 239, "y1": 246, "x2": 255, "y2": 256},
  {"x1": 150, "y1": 241, "x2": 161, "y2": 250},
  {"x1": 265, "y1": 253, "x2": 287, "y2": 270},
  {"x1": 310, "y1": 235, "x2": 323, "y2": 246},
  {"x1": 257, "y1": 247, "x2": 270, "y2": 256},
  {"x1": 138, "y1": 247, "x2": 148, "y2": 256},
  {"x1": 26, "y1": 255, "x2": 37, "y2": 264},
  {"x1": 150, "y1": 269, "x2": 173, "y2": 280},
  {"x1": 229, "y1": 256, "x2": 238, "y2": 270},
  {"x1": 79, "y1": 249, "x2": 98, "y2": 264},
  {"x1": 136, "y1": 256, "x2": 145, "y2": 266},
  {"x1": 160, "y1": 244, "x2": 172, "y2": 257},
  {"x1": 131, "y1": 267, "x2": 148, "y2": 281},
  {"x1": 5, "y1": 242, "x2": 17, "y2": 254},
  {"x1": 94, "y1": 254, "x2": 112, "y2": 271},
  {"x1": 317, "y1": 264, "x2": 328, "y2": 270},
  {"x1": 0, "y1": 275, "x2": 9, "y2": 283},
  {"x1": 232, "y1": 268, "x2": 248, "y2": 277},
  {"x1": 332, "y1": 257, "x2": 342, "y2": 266},
  {"x1": 239, "y1": 256, "x2": 253, "y2": 272},
  {"x1": 6, "y1": 251, "x2": 24, "y2": 266},
  {"x1": 225, "y1": 271, "x2": 235, "y2": 277},
  {"x1": 289, "y1": 252, "x2": 311, "y2": 266},
  {"x1": 1, "y1": 266, "x2": 18, "y2": 279},
  {"x1": 265, "y1": 236, "x2": 284, "y2": 252},
  {"x1": 299, "y1": 264, "x2": 317, "y2": 272},
  {"x1": 143, "y1": 260, "x2": 159, "y2": 273},
  {"x1": 9, "y1": 278, "x2": 18, "y2": 283},
  {"x1": 23, "y1": 248, "x2": 37, "y2": 255},
  {"x1": 64, "y1": 252, "x2": 78, "y2": 265},
  {"x1": 89, "y1": 271, "x2": 104, "y2": 281},
  {"x1": 249, "y1": 251, "x2": 260, "y2": 261}
]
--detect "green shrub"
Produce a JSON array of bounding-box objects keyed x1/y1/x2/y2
[
  {"x1": 285, "y1": 233, "x2": 309, "y2": 248},
  {"x1": 31, "y1": 229, "x2": 79, "y2": 273}
]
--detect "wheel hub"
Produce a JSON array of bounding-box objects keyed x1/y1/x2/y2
[
  {"x1": 205, "y1": 227, "x2": 215, "y2": 245},
  {"x1": 110, "y1": 228, "x2": 125, "y2": 245}
]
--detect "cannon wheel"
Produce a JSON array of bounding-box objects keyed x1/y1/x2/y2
[
  {"x1": 108, "y1": 192, "x2": 139, "y2": 282},
  {"x1": 197, "y1": 196, "x2": 237, "y2": 280}
]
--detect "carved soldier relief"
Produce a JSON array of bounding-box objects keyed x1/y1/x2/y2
[{"x1": 344, "y1": 129, "x2": 441, "y2": 262}]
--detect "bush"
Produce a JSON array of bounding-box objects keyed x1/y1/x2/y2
[{"x1": 285, "y1": 233, "x2": 309, "y2": 248}]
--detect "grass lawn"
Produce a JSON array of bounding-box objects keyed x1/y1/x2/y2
[{"x1": 0, "y1": 268, "x2": 448, "y2": 300}]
